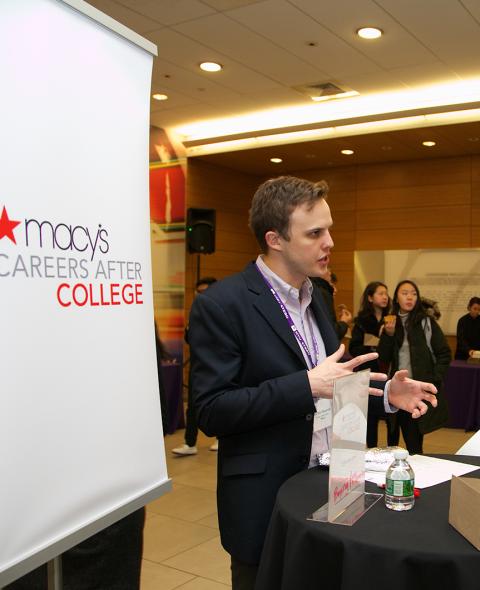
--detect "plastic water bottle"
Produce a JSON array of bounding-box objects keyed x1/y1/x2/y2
[{"x1": 385, "y1": 449, "x2": 415, "y2": 511}]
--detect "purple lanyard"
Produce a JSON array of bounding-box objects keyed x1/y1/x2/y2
[{"x1": 256, "y1": 264, "x2": 319, "y2": 369}]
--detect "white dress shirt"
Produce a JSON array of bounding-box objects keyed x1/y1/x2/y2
[{"x1": 256, "y1": 256, "x2": 330, "y2": 466}]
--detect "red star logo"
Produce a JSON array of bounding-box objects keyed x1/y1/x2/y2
[{"x1": 0, "y1": 206, "x2": 21, "y2": 244}]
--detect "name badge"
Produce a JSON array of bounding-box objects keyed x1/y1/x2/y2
[{"x1": 314, "y1": 398, "x2": 332, "y2": 431}]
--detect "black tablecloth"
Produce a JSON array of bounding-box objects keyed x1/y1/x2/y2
[
  {"x1": 256, "y1": 455, "x2": 480, "y2": 590},
  {"x1": 444, "y1": 361, "x2": 480, "y2": 430}
]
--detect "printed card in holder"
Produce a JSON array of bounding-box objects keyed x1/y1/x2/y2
[
  {"x1": 308, "y1": 370, "x2": 382, "y2": 526},
  {"x1": 314, "y1": 398, "x2": 332, "y2": 431}
]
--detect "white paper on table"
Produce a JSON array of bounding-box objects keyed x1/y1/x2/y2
[
  {"x1": 456, "y1": 430, "x2": 480, "y2": 457},
  {"x1": 365, "y1": 471, "x2": 388, "y2": 487},
  {"x1": 365, "y1": 455, "x2": 479, "y2": 489}
]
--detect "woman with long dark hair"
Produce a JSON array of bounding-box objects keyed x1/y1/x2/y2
[
  {"x1": 378, "y1": 280, "x2": 451, "y2": 454},
  {"x1": 349, "y1": 281, "x2": 393, "y2": 447}
]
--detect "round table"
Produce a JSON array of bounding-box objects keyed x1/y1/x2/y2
[{"x1": 256, "y1": 455, "x2": 480, "y2": 590}]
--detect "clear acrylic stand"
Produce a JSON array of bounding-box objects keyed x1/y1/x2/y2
[
  {"x1": 308, "y1": 371, "x2": 383, "y2": 526},
  {"x1": 308, "y1": 492, "x2": 382, "y2": 526}
]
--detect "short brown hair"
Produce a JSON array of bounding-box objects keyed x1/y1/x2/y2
[
  {"x1": 249, "y1": 176, "x2": 329, "y2": 252},
  {"x1": 468, "y1": 297, "x2": 480, "y2": 308}
]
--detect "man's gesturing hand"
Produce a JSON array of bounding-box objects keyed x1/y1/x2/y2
[
  {"x1": 388, "y1": 369, "x2": 438, "y2": 419},
  {"x1": 307, "y1": 344, "x2": 387, "y2": 399}
]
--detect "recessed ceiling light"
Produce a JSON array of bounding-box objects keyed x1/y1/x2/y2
[
  {"x1": 341, "y1": 149, "x2": 354, "y2": 155},
  {"x1": 422, "y1": 140, "x2": 436, "y2": 147},
  {"x1": 199, "y1": 61, "x2": 223, "y2": 72},
  {"x1": 381, "y1": 145, "x2": 392, "y2": 151},
  {"x1": 468, "y1": 137, "x2": 480, "y2": 142},
  {"x1": 270, "y1": 157, "x2": 283, "y2": 163},
  {"x1": 357, "y1": 27, "x2": 383, "y2": 39},
  {"x1": 152, "y1": 93, "x2": 168, "y2": 101}
]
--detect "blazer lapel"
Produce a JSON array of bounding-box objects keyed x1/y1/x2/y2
[{"x1": 243, "y1": 262, "x2": 308, "y2": 367}]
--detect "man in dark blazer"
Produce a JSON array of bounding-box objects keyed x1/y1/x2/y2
[{"x1": 188, "y1": 176, "x2": 438, "y2": 590}]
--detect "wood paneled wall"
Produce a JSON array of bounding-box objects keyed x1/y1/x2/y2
[
  {"x1": 185, "y1": 154, "x2": 480, "y2": 346},
  {"x1": 295, "y1": 154, "x2": 480, "y2": 314},
  {"x1": 185, "y1": 159, "x2": 261, "y2": 316}
]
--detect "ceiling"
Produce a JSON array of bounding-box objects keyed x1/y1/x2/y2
[
  {"x1": 84, "y1": 0, "x2": 480, "y2": 169},
  {"x1": 195, "y1": 120, "x2": 480, "y2": 175}
]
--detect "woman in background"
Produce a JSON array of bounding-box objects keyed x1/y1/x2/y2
[
  {"x1": 349, "y1": 281, "x2": 394, "y2": 448},
  {"x1": 378, "y1": 280, "x2": 451, "y2": 454},
  {"x1": 155, "y1": 320, "x2": 171, "y2": 435}
]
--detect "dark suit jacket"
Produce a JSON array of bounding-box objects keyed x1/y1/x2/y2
[{"x1": 189, "y1": 262, "x2": 386, "y2": 564}]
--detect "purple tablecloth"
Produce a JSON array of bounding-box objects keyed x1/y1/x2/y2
[
  {"x1": 161, "y1": 362, "x2": 185, "y2": 434},
  {"x1": 444, "y1": 360, "x2": 480, "y2": 430}
]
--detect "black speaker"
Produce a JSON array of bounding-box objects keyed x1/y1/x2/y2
[{"x1": 187, "y1": 208, "x2": 216, "y2": 254}]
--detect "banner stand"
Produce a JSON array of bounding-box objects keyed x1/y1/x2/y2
[
  {"x1": 0, "y1": 0, "x2": 168, "y2": 586},
  {"x1": 47, "y1": 557, "x2": 62, "y2": 590},
  {"x1": 0, "y1": 481, "x2": 172, "y2": 587}
]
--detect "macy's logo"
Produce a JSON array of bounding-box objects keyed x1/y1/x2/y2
[
  {"x1": 0, "y1": 206, "x2": 20, "y2": 244},
  {"x1": 0, "y1": 205, "x2": 109, "y2": 261}
]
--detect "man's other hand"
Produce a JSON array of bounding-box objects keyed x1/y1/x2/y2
[
  {"x1": 307, "y1": 344, "x2": 387, "y2": 399},
  {"x1": 388, "y1": 369, "x2": 438, "y2": 419}
]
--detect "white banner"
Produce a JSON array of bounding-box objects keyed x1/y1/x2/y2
[{"x1": 0, "y1": 0, "x2": 165, "y2": 581}]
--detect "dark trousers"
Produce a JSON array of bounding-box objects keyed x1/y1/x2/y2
[
  {"x1": 394, "y1": 410, "x2": 424, "y2": 454},
  {"x1": 231, "y1": 557, "x2": 258, "y2": 590},
  {"x1": 367, "y1": 413, "x2": 398, "y2": 448},
  {"x1": 366, "y1": 413, "x2": 381, "y2": 448},
  {"x1": 385, "y1": 415, "x2": 401, "y2": 447},
  {"x1": 183, "y1": 365, "x2": 198, "y2": 447}
]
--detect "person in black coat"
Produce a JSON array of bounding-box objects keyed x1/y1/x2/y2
[
  {"x1": 349, "y1": 281, "x2": 396, "y2": 448},
  {"x1": 188, "y1": 176, "x2": 439, "y2": 590},
  {"x1": 172, "y1": 277, "x2": 218, "y2": 455},
  {"x1": 155, "y1": 320, "x2": 171, "y2": 434},
  {"x1": 311, "y1": 271, "x2": 352, "y2": 340},
  {"x1": 378, "y1": 280, "x2": 451, "y2": 455},
  {"x1": 455, "y1": 296, "x2": 480, "y2": 359}
]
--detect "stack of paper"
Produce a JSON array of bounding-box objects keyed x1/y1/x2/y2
[{"x1": 365, "y1": 455, "x2": 479, "y2": 488}]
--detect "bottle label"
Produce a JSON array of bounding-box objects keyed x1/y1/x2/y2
[{"x1": 386, "y1": 478, "x2": 414, "y2": 497}]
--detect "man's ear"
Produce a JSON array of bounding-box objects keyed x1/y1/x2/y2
[{"x1": 265, "y1": 230, "x2": 282, "y2": 251}]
